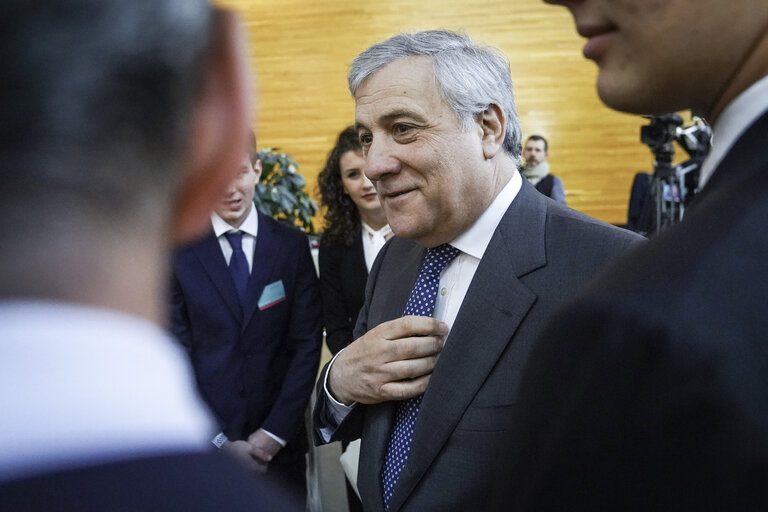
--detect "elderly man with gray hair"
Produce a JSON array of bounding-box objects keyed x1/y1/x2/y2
[{"x1": 312, "y1": 29, "x2": 642, "y2": 512}]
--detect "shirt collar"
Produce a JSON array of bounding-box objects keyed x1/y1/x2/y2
[
  {"x1": 450, "y1": 170, "x2": 522, "y2": 260},
  {"x1": 0, "y1": 300, "x2": 214, "y2": 481},
  {"x1": 361, "y1": 221, "x2": 392, "y2": 239},
  {"x1": 211, "y1": 206, "x2": 259, "y2": 238},
  {"x1": 699, "y1": 73, "x2": 768, "y2": 188}
]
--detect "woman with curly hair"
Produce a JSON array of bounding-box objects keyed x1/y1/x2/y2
[{"x1": 318, "y1": 126, "x2": 390, "y2": 356}]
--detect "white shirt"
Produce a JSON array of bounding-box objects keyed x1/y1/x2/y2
[
  {"x1": 361, "y1": 221, "x2": 393, "y2": 272},
  {"x1": 0, "y1": 301, "x2": 215, "y2": 482},
  {"x1": 699, "y1": 73, "x2": 768, "y2": 188},
  {"x1": 209, "y1": 208, "x2": 286, "y2": 447},
  {"x1": 319, "y1": 171, "x2": 523, "y2": 437},
  {"x1": 211, "y1": 207, "x2": 259, "y2": 272}
]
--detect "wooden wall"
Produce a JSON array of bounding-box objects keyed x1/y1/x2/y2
[{"x1": 217, "y1": 0, "x2": 661, "y2": 226}]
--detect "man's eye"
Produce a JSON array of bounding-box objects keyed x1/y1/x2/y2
[
  {"x1": 394, "y1": 124, "x2": 412, "y2": 135},
  {"x1": 359, "y1": 134, "x2": 372, "y2": 146}
]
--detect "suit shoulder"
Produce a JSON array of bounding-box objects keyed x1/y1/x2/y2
[{"x1": 546, "y1": 201, "x2": 644, "y2": 247}]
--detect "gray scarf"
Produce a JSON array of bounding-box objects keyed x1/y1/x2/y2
[{"x1": 521, "y1": 161, "x2": 550, "y2": 185}]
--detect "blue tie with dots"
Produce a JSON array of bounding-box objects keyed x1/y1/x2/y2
[
  {"x1": 381, "y1": 243, "x2": 460, "y2": 510},
  {"x1": 225, "y1": 231, "x2": 249, "y2": 304}
]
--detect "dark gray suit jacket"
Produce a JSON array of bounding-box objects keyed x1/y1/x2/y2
[
  {"x1": 507, "y1": 109, "x2": 768, "y2": 510},
  {"x1": 314, "y1": 181, "x2": 643, "y2": 512}
]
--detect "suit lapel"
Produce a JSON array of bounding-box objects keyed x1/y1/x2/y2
[
  {"x1": 191, "y1": 231, "x2": 242, "y2": 321},
  {"x1": 242, "y1": 212, "x2": 281, "y2": 329},
  {"x1": 358, "y1": 241, "x2": 425, "y2": 512},
  {"x1": 388, "y1": 183, "x2": 548, "y2": 511}
]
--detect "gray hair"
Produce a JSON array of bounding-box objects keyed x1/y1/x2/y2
[{"x1": 349, "y1": 30, "x2": 522, "y2": 160}]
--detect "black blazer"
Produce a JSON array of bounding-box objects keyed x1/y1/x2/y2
[
  {"x1": 509, "y1": 109, "x2": 768, "y2": 509},
  {"x1": 319, "y1": 232, "x2": 368, "y2": 355},
  {"x1": 170, "y1": 212, "x2": 322, "y2": 448},
  {"x1": 314, "y1": 182, "x2": 644, "y2": 512},
  {"x1": 0, "y1": 452, "x2": 302, "y2": 511}
]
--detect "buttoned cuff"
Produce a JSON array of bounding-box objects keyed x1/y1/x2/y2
[{"x1": 323, "y1": 349, "x2": 357, "y2": 422}]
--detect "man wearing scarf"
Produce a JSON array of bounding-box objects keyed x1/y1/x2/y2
[{"x1": 520, "y1": 135, "x2": 566, "y2": 204}]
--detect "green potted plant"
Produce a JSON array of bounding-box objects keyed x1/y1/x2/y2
[{"x1": 254, "y1": 148, "x2": 318, "y2": 235}]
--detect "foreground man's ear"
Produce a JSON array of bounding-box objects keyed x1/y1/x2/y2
[
  {"x1": 172, "y1": 9, "x2": 252, "y2": 244},
  {"x1": 478, "y1": 103, "x2": 505, "y2": 160}
]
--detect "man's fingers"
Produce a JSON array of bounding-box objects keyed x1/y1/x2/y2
[
  {"x1": 379, "y1": 374, "x2": 431, "y2": 401},
  {"x1": 248, "y1": 458, "x2": 268, "y2": 474},
  {"x1": 329, "y1": 316, "x2": 449, "y2": 405},
  {"x1": 383, "y1": 356, "x2": 438, "y2": 381},
  {"x1": 379, "y1": 316, "x2": 448, "y2": 341},
  {"x1": 391, "y1": 335, "x2": 444, "y2": 360}
]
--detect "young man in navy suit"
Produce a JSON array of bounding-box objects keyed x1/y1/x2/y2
[{"x1": 171, "y1": 132, "x2": 322, "y2": 499}]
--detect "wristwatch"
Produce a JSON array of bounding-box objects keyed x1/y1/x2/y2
[{"x1": 211, "y1": 432, "x2": 228, "y2": 449}]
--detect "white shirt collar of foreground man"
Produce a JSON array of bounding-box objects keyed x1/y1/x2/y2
[
  {"x1": 699, "y1": 73, "x2": 768, "y2": 188},
  {"x1": 0, "y1": 301, "x2": 215, "y2": 483}
]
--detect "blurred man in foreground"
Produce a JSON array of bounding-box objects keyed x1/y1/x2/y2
[
  {"x1": 0, "y1": 1, "x2": 299, "y2": 509},
  {"x1": 510, "y1": 0, "x2": 768, "y2": 508}
]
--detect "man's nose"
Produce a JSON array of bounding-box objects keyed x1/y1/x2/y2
[{"x1": 364, "y1": 138, "x2": 400, "y2": 182}]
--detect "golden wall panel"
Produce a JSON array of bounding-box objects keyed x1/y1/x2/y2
[{"x1": 217, "y1": 0, "x2": 660, "y2": 226}]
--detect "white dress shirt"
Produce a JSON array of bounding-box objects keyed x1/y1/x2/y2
[
  {"x1": 0, "y1": 301, "x2": 215, "y2": 482},
  {"x1": 211, "y1": 207, "x2": 259, "y2": 271},
  {"x1": 699, "y1": 73, "x2": 768, "y2": 188},
  {"x1": 209, "y1": 208, "x2": 286, "y2": 447},
  {"x1": 361, "y1": 221, "x2": 393, "y2": 272},
  {"x1": 319, "y1": 171, "x2": 523, "y2": 437}
]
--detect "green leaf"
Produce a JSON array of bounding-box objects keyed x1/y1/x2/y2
[{"x1": 252, "y1": 147, "x2": 316, "y2": 233}]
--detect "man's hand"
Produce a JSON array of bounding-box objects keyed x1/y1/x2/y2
[
  {"x1": 248, "y1": 428, "x2": 283, "y2": 465},
  {"x1": 221, "y1": 439, "x2": 267, "y2": 474},
  {"x1": 328, "y1": 316, "x2": 448, "y2": 405}
]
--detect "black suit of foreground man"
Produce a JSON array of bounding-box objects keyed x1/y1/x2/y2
[{"x1": 507, "y1": 0, "x2": 768, "y2": 509}]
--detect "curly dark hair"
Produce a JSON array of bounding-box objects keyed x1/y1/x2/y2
[{"x1": 318, "y1": 126, "x2": 364, "y2": 246}]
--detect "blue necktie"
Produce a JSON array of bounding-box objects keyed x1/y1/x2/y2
[
  {"x1": 225, "y1": 231, "x2": 249, "y2": 304},
  {"x1": 381, "y1": 243, "x2": 460, "y2": 510}
]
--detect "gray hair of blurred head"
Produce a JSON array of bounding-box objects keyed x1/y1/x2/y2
[
  {"x1": 348, "y1": 30, "x2": 522, "y2": 160},
  {"x1": 0, "y1": 0, "x2": 215, "y2": 230}
]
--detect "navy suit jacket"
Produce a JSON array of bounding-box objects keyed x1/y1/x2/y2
[
  {"x1": 170, "y1": 212, "x2": 322, "y2": 447},
  {"x1": 0, "y1": 452, "x2": 302, "y2": 511}
]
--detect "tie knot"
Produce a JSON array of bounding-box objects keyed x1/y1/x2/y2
[
  {"x1": 225, "y1": 231, "x2": 243, "y2": 251},
  {"x1": 422, "y1": 243, "x2": 459, "y2": 275}
]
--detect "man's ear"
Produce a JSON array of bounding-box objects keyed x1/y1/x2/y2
[
  {"x1": 253, "y1": 159, "x2": 263, "y2": 185},
  {"x1": 478, "y1": 103, "x2": 505, "y2": 159},
  {"x1": 171, "y1": 9, "x2": 251, "y2": 244}
]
